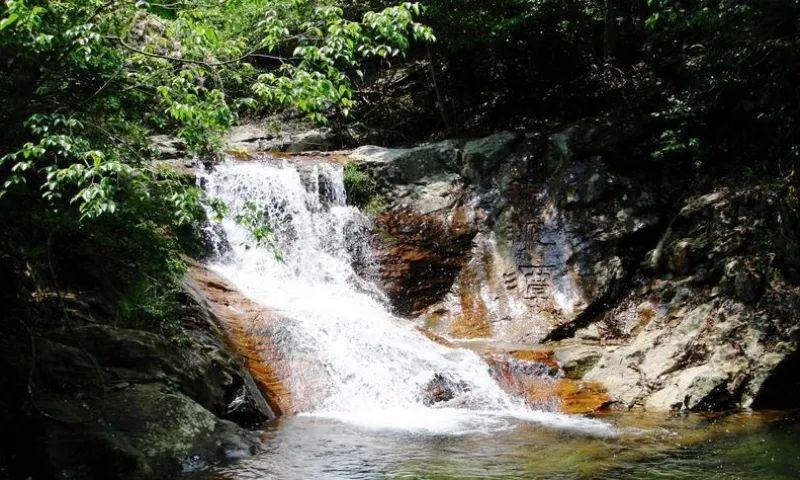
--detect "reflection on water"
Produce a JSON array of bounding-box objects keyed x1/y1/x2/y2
[{"x1": 186, "y1": 411, "x2": 800, "y2": 479}]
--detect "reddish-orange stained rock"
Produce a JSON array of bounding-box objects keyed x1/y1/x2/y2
[
  {"x1": 448, "y1": 267, "x2": 492, "y2": 339},
  {"x1": 509, "y1": 349, "x2": 559, "y2": 370},
  {"x1": 187, "y1": 264, "x2": 297, "y2": 415},
  {"x1": 188, "y1": 262, "x2": 610, "y2": 417},
  {"x1": 372, "y1": 208, "x2": 476, "y2": 316},
  {"x1": 524, "y1": 378, "x2": 610, "y2": 414},
  {"x1": 487, "y1": 352, "x2": 610, "y2": 414}
]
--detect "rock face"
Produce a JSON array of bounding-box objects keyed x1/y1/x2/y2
[
  {"x1": 579, "y1": 187, "x2": 800, "y2": 410},
  {"x1": 345, "y1": 119, "x2": 800, "y2": 412},
  {"x1": 0, "y1": 282, "x2": 273, "y2": 478},
  {"x1": 186, "y1": 263, "x2": 362, "y2": 417},
  {"x1": 185, "y1": 264, "x2": 308, "y2": 415},
  {"x1": 371, "y1": 208, "x2": 476, "y2": 316},
  {"x1": 350, "y1": 128, "x2": 665, "y2": 343},
  {"x1": 225, "y1": 119, "x2": 335, "y2": 153}
]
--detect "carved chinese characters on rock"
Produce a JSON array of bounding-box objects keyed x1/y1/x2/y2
[
  {"x1": 503, "y1": 219, "x2": 556, "y2": 306},
  {"x1": 519, "y1": 265, "x2": 552, "y2": 301}
]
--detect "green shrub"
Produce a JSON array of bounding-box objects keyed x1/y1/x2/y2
[{"x1": 343, "y1": 162, "x2": 377, "y2": 208}]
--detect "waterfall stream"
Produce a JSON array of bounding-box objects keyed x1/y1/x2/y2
[{"x1": 200, "y1": 158, "x2": 612, "y2": 436}]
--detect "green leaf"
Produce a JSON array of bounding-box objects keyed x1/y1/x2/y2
[{"x1": 0, "y1": 13, "x2": 20, "y2": 30}]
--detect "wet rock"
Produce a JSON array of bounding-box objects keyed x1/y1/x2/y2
[
  {"x1": 446, "y1": 155, "x2": 663, "y2": 342},
  {"x1": 361, "y1": 127, "x2": 667, "y2": 342},
  {"x1": 486, "y1": 350, "x2": 561, "y2": 378},
  {"x1": 421, "y1": 373, "x2": 469, "y2": 406},
  {"x1": 349, "y1": 124, "x2": 798, "y2": 413},
  {"x1": 34, "y1": 383, "x2": 259, "y2": 479},
  {"x1": 224, "y1": 382, "x2": 276, "y2": 429},
  {"x1": 553, "y1": 343, "x2": 602, "y2": 379},
  {"x1": 0, "y1": 289, "x2": 268, "y2": 479},
  {"x1": 510, "y1": 349, "x2": 560, "y2": 375},
  {"x1": 485, "y1": 352, "x2": 610, "y2": 413},
  {"x1": 435, "y1": 240, "x2": 498, "y2": 339},
  {"x1": 185, "y1": 264, "x2": 298, "y2": 415},
  {"x1": 372, "y1": 209, "x2": 477, "y2": 316}
]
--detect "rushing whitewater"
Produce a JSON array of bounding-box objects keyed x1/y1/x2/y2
[{"x1": 200, "y1": 157, "x2": 612, "y2": 436}]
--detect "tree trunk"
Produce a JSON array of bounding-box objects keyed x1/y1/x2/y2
[
  {"x1": 603, "y1": 0, "x2": 619, "y2": 62},
  {"x1": 426, "y1": 44, "x2": 452, "y2": 133}
]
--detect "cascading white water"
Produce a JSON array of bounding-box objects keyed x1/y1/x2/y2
[{"x1": 201, "y1": 158, "x2": 613, "y2": 436}]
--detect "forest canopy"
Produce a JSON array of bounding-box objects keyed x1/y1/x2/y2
[{"x1": 0, "y1": 0, "x2": 432, "y2": 222}]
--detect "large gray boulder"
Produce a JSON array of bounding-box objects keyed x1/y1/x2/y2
[
  {"x1": 461, "y1": 131, "x2": 523, "y2": 181},
  {"x1": 349, "y1": 139, "x2": 464, "y2": 186},
  {"x1": 0, "y1": 292, "x2": 271, "y2": 479},
  {"x1": 575, "y1": 187, "x2": 800, "y2": 411},
  {"x1": 225, "y1": 121, "x2": 334, "y2": 152}
]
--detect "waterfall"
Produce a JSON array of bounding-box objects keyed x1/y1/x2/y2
[{"x1": 200, "y1": 158, "x2": 612, "y2": 436}]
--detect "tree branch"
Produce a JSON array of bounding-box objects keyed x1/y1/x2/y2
[{"x1": 111, "y1": 36, "x2": 288, "y2": 67}]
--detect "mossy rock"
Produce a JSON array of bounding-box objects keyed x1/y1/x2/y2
[{"x1": 33, "y1": 383, "x2": 258, "y2": 479}]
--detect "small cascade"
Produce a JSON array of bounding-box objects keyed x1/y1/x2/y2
[{"x1": 200, "y1": 157, "x2": 612, "y2": 435}]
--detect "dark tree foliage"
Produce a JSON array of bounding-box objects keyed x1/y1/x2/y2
[
  {"x1": 646, "y1": 0, "x2": 800, "y2": 174},
  {"x1": 353, "y1": 0, "x2": 798, "y2": 194}
]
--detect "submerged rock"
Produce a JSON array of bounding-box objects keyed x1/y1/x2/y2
[{"x1": 421, "y1": 373, "x2": 470, "y2": 406}]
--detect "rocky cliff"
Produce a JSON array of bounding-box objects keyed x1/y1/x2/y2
[{"x1": 345, "y1": 117, "x2": 800, "y2": 411}]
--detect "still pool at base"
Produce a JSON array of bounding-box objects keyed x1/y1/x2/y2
[{"x1": 184, "y1": 410, "x2": 800, "y2": 479}]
